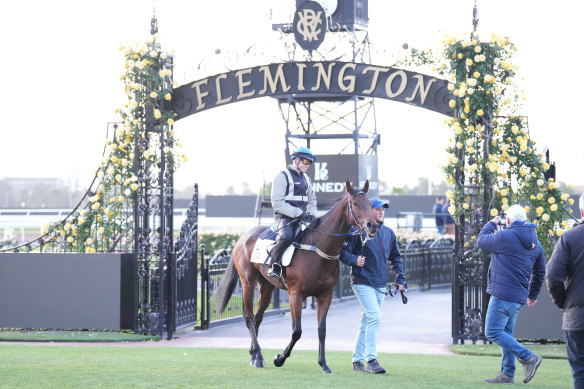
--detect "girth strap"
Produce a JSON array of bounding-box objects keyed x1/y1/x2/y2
[{"x1": 293, "y1": 242, "x2": 340, "y2": 261}]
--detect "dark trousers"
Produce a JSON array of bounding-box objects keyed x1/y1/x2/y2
[
  {"x1": 270, "y1": 216, "x2": 294, "y2": 266},
  {"x1": 565, "y1": 330, "x2": 584, "y2": 389}
]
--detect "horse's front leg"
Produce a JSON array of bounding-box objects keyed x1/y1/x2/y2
[
  {"x1": 316, "y1": 292, "x2": 333, "y2": 374},
  {"x1": 274, "y1": 291, "x2": 303, "y2": 367}
]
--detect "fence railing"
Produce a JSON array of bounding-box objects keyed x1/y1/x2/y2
[
  {"x1": 400, "y1": 238, "x2": 454, "y2": 290},
  {"x1": 203, "y1": 238, "x2": 454, "y2": 325}
]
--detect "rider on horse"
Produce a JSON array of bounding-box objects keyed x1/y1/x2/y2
[{"x1": 267, "y1": 146, "x2": 318, "y2": 277}]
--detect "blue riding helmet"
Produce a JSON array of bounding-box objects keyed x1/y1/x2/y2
[
  {"x1": 370, "y1": 197, "x2": 389, "y2": 209},
  {"x1": 291, "y1": 146, "x2": 317, "y2": 162}
]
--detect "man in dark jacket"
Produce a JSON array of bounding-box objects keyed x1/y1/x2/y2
[
  {"x1": 546, "y1": 194, "x2": 584, "y2": 389},
  {"x1": 340, "y1": 197, "x2": 406, "y2": 374},
  {"x1": 478, "y1": 204, "x2": 546, "y2": 384}
]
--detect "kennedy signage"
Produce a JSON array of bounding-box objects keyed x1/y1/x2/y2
[
  {"x1": 309, "y1": 154, "x2": 378, "y2": 206},
  {"x1": 172, "y1": 61, "x2": 454, "y2": 121}
]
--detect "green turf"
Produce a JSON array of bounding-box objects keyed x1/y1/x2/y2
[
  {"x1": 0, "y1": 345, "x2": 573, "y2": 388},
  {"x1": 451, "y1": 343, "x2": 568, "y2": 359},
  {"x1": 0, "y1": 330, "x2": 160, "y2": 342}
]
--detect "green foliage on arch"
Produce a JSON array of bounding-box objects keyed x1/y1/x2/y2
[{"x1": 402, "y1": 33, "x2": 574, "y2": 255}]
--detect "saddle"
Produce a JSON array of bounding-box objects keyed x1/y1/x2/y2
[{"x1": 250, "y1": 220, "x2": 315, "y2": 266}]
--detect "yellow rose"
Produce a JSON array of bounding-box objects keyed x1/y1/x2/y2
[
  {"x1": 557, "y1": 229, "x2": 564, "y2": 236},
  {"x1": 131, "y1": 183, "x2": 139, "y2": 191},
  {"x1": 477, "y1": 109, "x2": 484, "y2": 116},
  {"x1": 490, "y1": 208, "x2": 498, "y2": 217},
  {"x1": 463, "y1": 203, "x2": 470, "y2": 209},
  {"x1": 550, "y1": 204, "x2": 558, "y2": 211},
  {"x1": 542, "y1": 213, "x2": 550, "y2": 222},
  {"x1": 86, "y1": 238, "x2": 93, "y2": 245},
  {"x1": 448, "y1": 100, "x2": 456, "y2": 108},
  {"x1": 167, "y1": 118, "x2": 174, "y2": 126},
  {"x1": 524, "y1": 206, "x2": 530, "y2": 213},
  {"x1": 502, "y1": 203, "x2": 509, "y2": 211},
  {"x1": 165, "y1": 93, "x2": 172, "y2": 101},
  {"x1": 98, "y1": 227, "x2": 105, "y2": 234},
  {"x1": 457, "y1": 53, "x2": 463, "y2": 59},
  {"x1": 466, "y1": 58, "x2": 473, "y2": 66},
  {"x1": 150, "y1": 92, "x2": 158, "y2": 99},
  {"x1": 154, "y1": 109, "x2": 161, "y2": 119},
  {"x1": 548, "y1": 197, "x2": 556, "y2": 204},
  {"x1": 67, "y1": 237, "x2": 74, "y2": 243},
  {"x1": 536, "y1": 193, "x2": 543, "y2": 200}
]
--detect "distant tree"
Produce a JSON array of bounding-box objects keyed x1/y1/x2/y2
[{"x1": 240, "y1": 181, "x2": 253, "y2": 195}]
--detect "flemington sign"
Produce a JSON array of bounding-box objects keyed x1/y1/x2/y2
[{"x1": 172, "y1": 61, "x2": 454, "y2": 121}]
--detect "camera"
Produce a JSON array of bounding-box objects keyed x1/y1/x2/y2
[{"x1": 497, "y1": 212, "x2": 507, "y2": 229}]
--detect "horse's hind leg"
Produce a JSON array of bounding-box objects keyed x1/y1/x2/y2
[
  {"x1": 315, "y1": 292, "x2": 333, "y2": 374},
  {"x1": 274, "y1": 291, "x2": 303, "y2": 368},
  {"x1": 254, "y1": 281, "x2": 275, "y2": 335},
  {"x1": 241, "y1": 278, "x2": 265, "y2": 368}
]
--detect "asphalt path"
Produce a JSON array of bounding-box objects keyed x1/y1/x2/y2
[
  {"x1": 1, "y1": 289, "x2": 453, "y2": 355},
  {"x1": 173, "y1": 288, "x2": 453, "y2": 355}
]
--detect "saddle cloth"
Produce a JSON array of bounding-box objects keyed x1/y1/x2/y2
[{"x1": 249, "y1": 227, "x2": 296, "y2": 266}]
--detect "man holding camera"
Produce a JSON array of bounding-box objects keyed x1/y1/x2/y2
[
  {"x1": 477, "y1": 204, "x2": 546, "y2": 384},
  {"x1": 267, "y1": 146, "x2": 318, "y2": 277}
]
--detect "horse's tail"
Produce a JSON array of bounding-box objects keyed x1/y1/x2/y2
[{"x1": 213, "y1": 255, "x2": 240, "y2": 315}]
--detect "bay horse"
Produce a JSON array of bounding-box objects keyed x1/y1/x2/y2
[{"x1": 214, "y1": 180, "x2": 378, "y2": 373}]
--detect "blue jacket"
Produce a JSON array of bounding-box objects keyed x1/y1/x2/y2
[
  {"x1": 340, "y1": 224, "x2": 406, "y2": 289},
  {"x1": 477, "y1": 220, "x2": 546, "y2": 304}
]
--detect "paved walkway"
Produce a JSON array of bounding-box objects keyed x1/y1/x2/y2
[
  {"x1": 172, "y1": 288, "x2": 453, "y2": 355},
  {"x1": 2, "y1": 289, "x2": 453, "y2": 355}
]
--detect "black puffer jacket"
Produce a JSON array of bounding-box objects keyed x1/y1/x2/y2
[{"x1": 546, "y1": 222, "x2": 584, "y2": 331}]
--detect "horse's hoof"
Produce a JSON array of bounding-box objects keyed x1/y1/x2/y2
[
  {"x1": 250, "y1": 358, "x2": 265, "y2": 368},
  {"x1": 249, "y1": 356, "x2": 266, "y2": 368},
  {"x1": 273, "y1": 354, "x2": 285, "y2": 367},
  {"x1": 322, "y1": 367, "x2": 332, "y2": 374}
]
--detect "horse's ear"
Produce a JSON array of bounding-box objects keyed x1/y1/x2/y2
[
  {"x1": 362, "y1": 180, "x2": 369, "y2": 194},
  {"x1": 345, "y1": 179, "x2": 354, "y2": 194}
]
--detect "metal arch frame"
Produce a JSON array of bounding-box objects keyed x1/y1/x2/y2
[{"x1": 278, "y1": 30, "x2": 380, "y2": 159}]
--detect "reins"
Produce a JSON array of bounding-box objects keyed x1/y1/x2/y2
[{"x1": 298, "y1": 191, "x2": 373, "y2": 260}]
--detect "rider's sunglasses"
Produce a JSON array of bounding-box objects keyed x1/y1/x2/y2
[{"x1": 300, "y1": 157, "x2": 313, "y2": 166}]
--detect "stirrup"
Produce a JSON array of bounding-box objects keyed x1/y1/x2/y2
[{"x1": 268, "y1": 263, "x2": 282, "y2": 277}]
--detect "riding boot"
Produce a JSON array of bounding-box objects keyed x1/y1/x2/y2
[{"x1": 267, "y1": 239, "x2": 288, "y2": 277}]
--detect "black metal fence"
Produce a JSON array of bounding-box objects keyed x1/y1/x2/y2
[
  {"x1": 400, "y1": 238, "x2": 454, "y2": 290},
  {"x1": 201, "y1": 238, "x2": 454, "y2": 325}
]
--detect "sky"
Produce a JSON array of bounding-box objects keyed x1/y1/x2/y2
[{"x1": 1, "y1": 0, "x2": 583, "y2": 196}]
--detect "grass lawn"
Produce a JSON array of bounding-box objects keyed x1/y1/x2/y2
[
  {"x1": 0, "y1": 330, "x2": 160, "y2": 343},
  {"x1": 0, "y1": 345, "x2": 573, "y2": 388}
]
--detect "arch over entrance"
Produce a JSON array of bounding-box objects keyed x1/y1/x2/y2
[{"x1": 171, "y1": 61, "x2": 454, "y2": 120}]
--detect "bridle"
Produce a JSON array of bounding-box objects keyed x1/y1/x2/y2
[
  {"x1": 346, "y1": 190, "x2": 374, "y2": 246},
  {"x1": 307, "y1": 190, "x2": 373, "y2": 247}
]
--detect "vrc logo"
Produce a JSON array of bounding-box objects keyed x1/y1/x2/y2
[{"x1": 314, "y1": 162, "x2": 329, "y2": 181}]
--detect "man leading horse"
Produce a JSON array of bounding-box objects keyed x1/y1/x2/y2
[{"x1": 267, "y1": 146, "x2": 318, "y2": 277}]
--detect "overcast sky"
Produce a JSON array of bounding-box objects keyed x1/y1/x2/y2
[{"x1": 1, "y1": 0, "x2": 582, "y2": 196}]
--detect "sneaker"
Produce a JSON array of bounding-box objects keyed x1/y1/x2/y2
[
  {"x1": 485, "y1": 370, "x2": 514, "y2": 384},
  {"x1": 352, "y1": 361, "x2": 365, "y2": 372},
  {"x1": 519, "y1": 354, "x2": 542, "y2": 384},
  {"x1": 267, "y1": 263, "x2": 281, "y2": 277},
  {"x1": 366, "y1": 359, "x2": 386, "y2": 374}
]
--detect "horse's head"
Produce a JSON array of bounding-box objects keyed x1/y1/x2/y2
[{"x1": 345, "y1": 180, "x2": 378, "y2": 237}]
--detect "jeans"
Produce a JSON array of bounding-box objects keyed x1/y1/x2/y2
[
  {"x1": 351, "y1": 283, "x2": 386, "y2": 363},
  {"x1": 565, "y1": 330, "x2": 584, "y2": 389},
  {"x1": 485, "y1": 296, "x2": 532, "y2": 376},
  {"x1": 436, "y1": 226, "x2": 444, "y2": 234}
]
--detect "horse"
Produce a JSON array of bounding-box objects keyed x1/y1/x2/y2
[{"x1": 213, "y1": 180, "x2": 379, "y2": 374}]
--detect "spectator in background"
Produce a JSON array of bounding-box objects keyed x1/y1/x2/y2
[
  {"x1": 546, "y1": 193, "x2": 584, "y2": 389},
  {"x1": 443, "y1": 198, "x2": 455, "y2": 235},
  {"x1": 433, "y1": 196, "x2": 445, "y2": 234}
]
